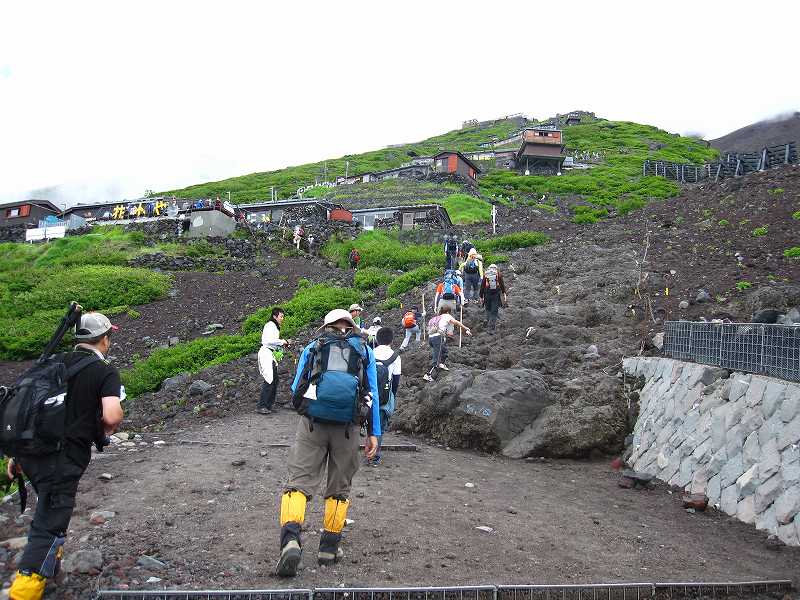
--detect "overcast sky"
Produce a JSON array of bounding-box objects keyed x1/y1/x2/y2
[{"x1": 1, "y1": 0, "x2": 798, "y2": 207}]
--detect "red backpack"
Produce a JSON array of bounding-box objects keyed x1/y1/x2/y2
[{"x1": 402, "y1": 311, "x2": 417, "y2": 328}]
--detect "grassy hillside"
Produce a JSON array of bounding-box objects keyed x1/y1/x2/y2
[
  {"x1": 480, "y1": 121, "x2": 719, "y2": 219},
  {"x1": 160, "y1": 119, "x2": 524, "y2": 202}
]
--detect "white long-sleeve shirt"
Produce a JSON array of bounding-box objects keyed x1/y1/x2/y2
[{"x1": 261, "y1": 320, "x2": 286, "y2": 350}]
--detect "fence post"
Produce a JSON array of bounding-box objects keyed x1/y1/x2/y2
[
  {"x1": 715, "y1": 164, "x2": 722, "y2": 183},
  {"x1": 760, "y1": 325, "x2": 766, "y2": 375},
  {"x1": 759, "y1": 148, "x2": 767, "y2": 171},
  {"x1": 695, "y1": 166, "x2": 699, "y2": 182},
  {"x1": 643, "y1": 161, "x2": 647, "y2": 176},
  {"x1": 786, "y1": 144, "x2": 791, "y2": 164}
]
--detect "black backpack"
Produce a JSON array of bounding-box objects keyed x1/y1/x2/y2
[
  {"x1": 446, "y1": 239, "x2": 457, "y2": 255},
  {"x1": 375, "y1": 351, "x2": 400, "y2": 407},
  {"x1": 0, "y1": 303, "x2": 98, "y2": 459}
]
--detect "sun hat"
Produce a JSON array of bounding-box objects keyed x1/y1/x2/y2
[
  {"x1": 372, "y1": 316, "x2": 382, "y2": 324},
  {"x1": 324, "y1": 309, "x2": 356, "y2": 328},
  {"x1": 348, "y1": 303, "x2": 363, "y2": 312},
  {"x1": 75, "y1": 312, "x2": 119, "y2": 340}
]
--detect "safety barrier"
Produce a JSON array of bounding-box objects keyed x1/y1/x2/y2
[
  {"x1": 94, "y1": 580, "x2": 794, "y2": 600},
  {"x1": 642, "y1": 141, "x2": 797, "y2": 183},
  {"x1": 662, "y1": 321, "x2": 800, "y2": 383}
]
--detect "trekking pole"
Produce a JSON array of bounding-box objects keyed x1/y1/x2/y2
[
  {"x1": 459, "y1": 303, "x2": 463, "y2": 348},
  {"x1": 422, "y1": 293, "x2": 427, "y2": 341}
]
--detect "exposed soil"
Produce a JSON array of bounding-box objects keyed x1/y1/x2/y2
[{"x1": 1, "y1": 166, "x2": 799, "y2": 596}]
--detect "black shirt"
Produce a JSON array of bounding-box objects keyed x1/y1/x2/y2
[{"x1": 63, "y1": 349, "x2": 121, "y2": 467}]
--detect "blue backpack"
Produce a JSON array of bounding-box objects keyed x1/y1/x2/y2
[
  {"x1": 442, "y1": 271, "x2": 457, "y2": 300},
  {"x1": 294, "y1": 332, "x2": 368, "y2": 424}
]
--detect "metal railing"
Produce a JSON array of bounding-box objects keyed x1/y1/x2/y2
[
  {"x1": 643, "y1": 141, "x2": 797, "y2": 183},
  {"x1": 94, "y1": 581, "x2": 794, "y2": 600},
  {"x1": 663, "y1": 321, "x2": 800, "y2": 382}
]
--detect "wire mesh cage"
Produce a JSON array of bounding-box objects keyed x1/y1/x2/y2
[
  {"x1": 96, "y1": 590, "x2": 313, "y2": 600},
  {"x1": 663, "y1": 321, "x2": 800, "y2": 383}
]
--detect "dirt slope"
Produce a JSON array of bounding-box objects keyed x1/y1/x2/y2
[{"x1": 711, "y1": 113, "x2": 800, "y2": 153}]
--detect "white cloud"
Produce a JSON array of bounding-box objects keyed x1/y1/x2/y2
[{"x1": 1, "y1": 0, "x2": 798, "y2": 205}]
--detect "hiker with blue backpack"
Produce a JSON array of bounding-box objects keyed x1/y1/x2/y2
[
  {"x1": 434, "y1": 269, "x2": 465, "y2": 315},
  {"x1": 371, "y1": 327, "x2": 402, "y2": 466},
  {"x1": 276, "y1": 309, "x2": 380, "y2": 577}
]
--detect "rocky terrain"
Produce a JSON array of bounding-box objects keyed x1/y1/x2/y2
[{"x1": 0, "y1": 165, "x2": 799, "y2": 596}]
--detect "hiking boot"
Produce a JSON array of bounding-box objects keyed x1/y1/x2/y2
[
  {"x1": 318, "y1": 546, "x2": 344, "y2": 566},
  {"x1": 438, "y1": 363, "x2": 450, "y2": 371},
  {"x1": 256, "y1": 407, "x2": 272, "y2": 415},
  {"x1": 423, "y1": 374, "x2": 433, "y2": 382},
  {"x1": 275, "y1": 539, "x2": 302, "y2": 577}
]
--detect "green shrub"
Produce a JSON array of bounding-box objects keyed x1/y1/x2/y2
[
  {"x1": 570, "y1": 205, "x2": 609, "y2": 224},
  {"x1": 768, "y1": 188, "x2": 784, "y2": 195},
  {"x1": 477, "y1": 232, "x2": 549, "y2": 252},
  {"x1": 751, "y1": 226, "x2": 768, "y2": 237},
  {"x1": 182, "y1": 240, "x2": 225, "y2": 258},
  {"x1": 0, "y1": 308, "x2": 74, "y2": 360},
  {"x1": 438, "y1": 193, "x2": 492, "y2": 225},
  {"x1": 122, "y1": 333, "x2": 260, "y2": 398},
  {"x1": 718, "y1": 219, "x2": 730, "y2": 226},
  {"x1": 736, "y1": 281, "x2": 752, "y2": 291},
  {"x1": 792, "y1": 211, "x2": 800, "y2": 221},
  {"x1": 323, "y1": 230, "x2": 439, "y2": 271},
  {"x1": 784, "y1": 247, "x2": 800, "y2": 258},
  {"x1": 377, "y1": 297, "x2": 402, "y2": 311},
  {"x1": 33, "y1": 227, "x2": 147, "y2": 268},
  {"x1": 8, "y1": 266, "x2": 171, "y2": 317},
  {"x1": 530, "y1": 203, "x2": 558, "y2": 214},
  {"x1": 354, "y1": 267, "x2": 392, "y2": 291},
  {"x1": 242, "y1": 284, "x2": 361, "y2": 339},
  {"x1": 387, "y1": 265, "x2": 440, "y2": 298}
]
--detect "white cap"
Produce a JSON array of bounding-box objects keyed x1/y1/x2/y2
[
  {"x1": 373, "y1": 316, "x2": 382, "y2": 324},
  {"x1": 324, "y1": 309, "x2": 355, "y2": 328},
  {"x1": 75, "y1": 312, "x2": 119, "y2": 340}
]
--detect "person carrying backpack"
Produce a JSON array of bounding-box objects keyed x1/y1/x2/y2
[
  {"x1": 434, "y1": 270, "x2": 465, "y2": 315},
  {"x1": 444, "y1": 234, "x2": 458, "y2": 270},
  {"x1": 423, "y1": 305, "x2": 471, "y2": 382},
  {"x1": 460, "y1": 248, "x2": 484, "y2": 304},
  {"x1": 399, "y1": 305, "x2": 424, "y2": 349},
  {"x1": 371, "y1": 327, "x2": 402, "y2": 466},
  {"x1": 276, "y1": 309, "x2": 380, "y2": 577},
  {"x1": 349, "y1": 248, "x2": 361, "y2": 270},
  {"x1": 460, "y1": 238, "x2": 475, "y2": 260},
  {"x1": 365, "y1": 316, "x2": 382, "y2": 349},
  {"x1": 480, "y1": 263, "x2": 508, "y2": 333},
  {"x1": 3, "y1": 310, "x2": 124, "y2": 600}
]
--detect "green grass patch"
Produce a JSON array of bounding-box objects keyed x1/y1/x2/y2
[
  {"x1": 571, "y1": 205, "x2": 609, "y2": 224},
  {"x1": 477, "y1": 231, "x2": 550, "y2": 251},
  {"x1": 387, "y1": 265, "x2": 440, "y2": 298},
  {"x1": 768, "y1": 188, "x2": 785, "y2": 195},
  {"x1": 354, "y1": 267, "x2": 393, "y2": 291},
  {"x1": 751, "y1": 226, "x2": 768, "y2": 237},
  {"x1": 377, "y1": 297, "x2": 402, "y2": 311},
  {"x1": 323, "y1": 230, "x2": 440, "y2": 271},
  {"x1": 718, "y1": 219, "x2": 730, "y2": 226},
  {"x1": 792, "y1": 211, "x2": 800, "y2": 221},
  {"x1": 437, "y1": 193, "x2": 492, "y2": 225},
  {"x1": 736, "y1": 281, "x2": 753, "y2": 291},
  {"x1": 784, "y1": 247, "x2": 800, "y2": 258},
  {"x1": 123, "y1": 283, "x2": 362, "y2": 397}
]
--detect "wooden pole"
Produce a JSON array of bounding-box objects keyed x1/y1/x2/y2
[
  {"x1": 422, "y1": 293, "x2": 427, "y2": 341},
  {"x1": 459, "y1": 303, "x2": 463, "y2": 348}
]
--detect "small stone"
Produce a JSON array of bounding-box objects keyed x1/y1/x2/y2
[
  {"x1": 679, "y1": 300, "x2": 690, "y2": 310},
  {"x1": 464, "y1": 482, "x2": 475, "y2": 488},
  {"x1": 63, "y1": 549, "x2": 103, "y2": 574},
  {"x1": 188, "y1": 380, "x2": 213, "y2": 396},
  {"x1": 168, "y1": 336, "x2": 180, "y2": 346},
  {"x1": 356, "y1": 491, "x2": 365, "y2": 498},
  {"x1": 98, "y1": 473, "x2": 113, "y2": 481},
  {"x1": 145, "y1": 577, "x2": 162, "y2": 584},
  {"x1": 696, "y1": 289, "x2": 712, "y2": 303},
  {"x1": 153, "y1": 440, "x2": 166, "y2": 447},
  {"x1": 507, "y1": 507, "x2": 518, "y2": 514},
  {"x1": 475, "y1": 525, "x2": 493, "y2": 533},
  {"x1": 231, "y1": 459, "x2": 246, "y2": 467},
  {"x1": 259, "y1": 451, "x2": 267, "y2": 457},
  {"x1": 114, "y1": 432, "x2": 130, "y2": 441},
  {"x1": 137, "y1": 555, "x2": 167, "y2": 570},
  {"x1": 1, "y1": 537, "x2": 27, "y2": 551},
  {"x1": 681, "y1": 493, "x2": 708, "y2": 511}
]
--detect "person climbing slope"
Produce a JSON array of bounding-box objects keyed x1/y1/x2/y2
[
  {"x1": 399, "y1": 305, "x2": 424, "y2": 349},
  {"x1": 480, "y1": 263, "x2": 507, "y2": 333},
  {"x1": 461, "y1": 248, "x2": 484, "y2": 304},
  {"x1": 349, "y1": 248, "x2": 361, "y2": 270},
  {"x1": 257, "y1": 307, "x2": 291, "y2": 415},
  {"x1": 276, "y1": 309, "x2": 380, "y2": 577},
  {"x1": 371, "y1": 327, "x2": 402, "y2": 466},
  {"x1": 444, "y1": 234, "x2": 458, "y2": 270},
  {"x1": 423, "y1": 305, "x2": 471, "y2": 382},
  {"x1": 434, "y1": 270, "x2": 465, "y2": 315},
  {"x1": 365, "y1": 316, "x2": 382, "y2": 349}
]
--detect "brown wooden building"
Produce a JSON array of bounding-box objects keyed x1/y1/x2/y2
[
  {"x1": 432, "y1": 151, "x2": 481, "y2": 183},
  {"x1": 516, "y1": 127, "x2": 565, "y2": 175},
  {"x1": 0, "y1": 199, "x2": 61, "y2": 228}
]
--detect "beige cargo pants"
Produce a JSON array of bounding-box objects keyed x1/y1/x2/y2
[{"x1": 285, "y1": 416, "x2": 360, "y2": 499}]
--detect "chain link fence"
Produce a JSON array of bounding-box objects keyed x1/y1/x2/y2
[
  {"x1": 663, "y1": 321, "x2": 800, "y2": 382},
  {"x1": 94, "y1": 582, "x2": 795, "y2": 600}
]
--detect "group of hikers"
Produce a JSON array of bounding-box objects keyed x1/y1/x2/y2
[{"x1": 1, "y1": 233, "x2": 508, "y2": 598}]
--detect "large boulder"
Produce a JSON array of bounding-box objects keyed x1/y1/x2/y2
[
  {"x1": 393, "y1": 368, "x2": 552, "y2": 452},
  {"x1": 503, "y1": 374, "x2": 626, "y2": 458}
]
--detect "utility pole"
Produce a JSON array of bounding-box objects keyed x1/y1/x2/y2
[{"x1": 345, "y1": 160, "x2": 349, "y2": 179}]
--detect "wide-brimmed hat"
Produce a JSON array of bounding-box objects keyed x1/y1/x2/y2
[
  {"x1": 348, "y1": 303, "x2": 363, "y2": 312},
  {"x1": 323, "y1": 309, "x2": 355, "y2": 328}
]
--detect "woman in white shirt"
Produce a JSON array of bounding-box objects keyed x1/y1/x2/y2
[
  {"x1": 423, "y1": 305, "x2": 471, "y2": 382},
  {"x1": 257, "y1": 307, "x2": 290, "y2": 414}
]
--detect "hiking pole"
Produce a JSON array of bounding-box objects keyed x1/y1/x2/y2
[
  {"x1": 422, "y1": 293, "x2": 427, "y2": 341},
  {"x1": 459, "y1": 303, "x2": 463, "y2": 348},
  {"x1": 39, "y1": 302, "x2": 82, "y2": 363}
]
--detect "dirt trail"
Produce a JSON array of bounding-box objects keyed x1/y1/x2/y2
[{"x1": 1, "y1": 404, "x2": 798, "y2": 597}]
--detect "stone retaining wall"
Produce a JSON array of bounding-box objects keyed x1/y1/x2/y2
[{"x1": 623, "y1": 356, "x2": 800, "y2": 546}]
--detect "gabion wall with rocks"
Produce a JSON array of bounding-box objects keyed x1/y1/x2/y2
[{"x1": 623, "y1": 356, "x2": 800, "y2": 546}]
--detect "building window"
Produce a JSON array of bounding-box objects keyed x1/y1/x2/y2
[{"x1": 6, "y1": 204, "x2": 30, "y2": 218}]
